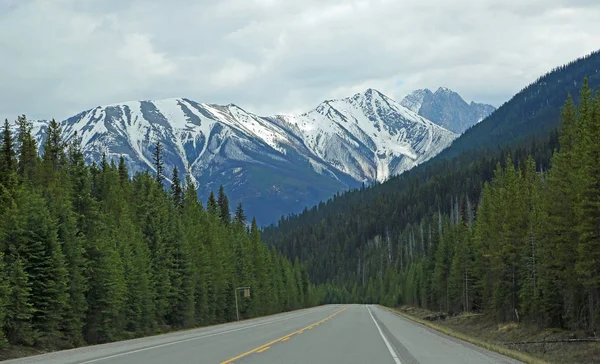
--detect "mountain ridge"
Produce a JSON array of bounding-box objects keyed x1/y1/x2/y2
[
  {"x1": 401, "y1": 87, "x2": 496, "y2": 133},
  {"x1": 24, "y1": 88, "x2": 458, "y2": 224}
]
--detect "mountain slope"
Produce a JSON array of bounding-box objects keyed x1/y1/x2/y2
[
  {"x1": 34, "y1": 89, "x2": 456, "y2": 224},
  {"x1": 263, "y1": 50, "x2": 600, "y2": 284},
  {"x1": 272, "y1": 89, "x2": 455, "y2": 182},
  {"x1": 401, "y1": 87, "x2": 496, "y2": 133},
  {"x1": 437, "y1": 49, "x2": 600, "y2": 159}
]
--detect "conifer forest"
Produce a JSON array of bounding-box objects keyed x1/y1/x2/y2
[{"x1": 0, "y1": 117, "x2": 315, "y2": 349}]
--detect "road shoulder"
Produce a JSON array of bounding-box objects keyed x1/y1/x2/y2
[{"x1": 380, "y1": 306, "x2": 545, "y2": 364}]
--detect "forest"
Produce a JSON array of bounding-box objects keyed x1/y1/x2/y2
[
  {"x1": 265, "y1": 80, "x2": 600, "y2": 331},
  {"x1": 0, "y1": 116, "x2": 319, "y2": 349}
]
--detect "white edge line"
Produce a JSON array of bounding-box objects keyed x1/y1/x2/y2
[
  {"x1": 79, "y1": 306, "x2": 330, "y2": 364},
  {"x1": 367, "y1": 305, "x2": 402, "y2": 364}
]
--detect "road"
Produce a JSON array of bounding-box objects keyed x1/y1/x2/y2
[{"x1": 5, "y1": 305, "x2": 522, "y2": 364}]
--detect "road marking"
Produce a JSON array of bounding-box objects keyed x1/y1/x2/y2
[
  {"x1": 78, "y1": 307, "x2": 330, "y2": 364},
  {"x1": 281, "y1": 337, "x2": 290, "y2": 342},
  {"x1": 257, "y1": 346, "x2": 271, "y2": 353},
  {"x1": 220, "y1": 306, "x2": 348, "y2": 364},
  {"x1": 367, "y1": 305, "x2": 402, "y2": 364}
]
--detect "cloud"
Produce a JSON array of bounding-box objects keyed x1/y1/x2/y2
[
  {"x1": 0, "y1": 0, "x2": 599, "y2": 121},
  {"x1": 117, "y1": 33, "x2": 176, "y2": 77}
]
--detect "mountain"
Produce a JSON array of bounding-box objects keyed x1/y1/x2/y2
[
  {"x1": 270, "y1": 89, "x2": 455, "y2": 183},
  {"x1": 31, "y1": 89, "x2": 456, "y2": 224},
  {"x1": 401, "y1": 87, "x2": 496, "y2": 133},
  {"x1": 263, "y1": 52, "x2": 600, "y2": 283},
  {"x1": 262, "y1": 51, "x2": 600, "y2": 335},
  {"x1": 437, "y1": 50, "x2": 600, "y2": 159}
]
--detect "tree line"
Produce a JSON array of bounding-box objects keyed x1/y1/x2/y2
[
  {"x1": 398, "y1": 81, "x2": 600, "y2": 330},
  {"x1": 265, "y1": 81, "x2": 600, "y2": 331},
  {"x1": 0, "y1": 117, "x2": 317, "y2": 349}
]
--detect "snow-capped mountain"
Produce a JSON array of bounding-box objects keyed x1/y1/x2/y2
[
  {"x1": 30, "y1": 89, "x2": 457, "y2": 224},
  {"x1": 271, "y1": 89, "x2": 455, "y2": 182},
  {"x1": 401, "y1": 87, "x2": 496, "y2": 133}
]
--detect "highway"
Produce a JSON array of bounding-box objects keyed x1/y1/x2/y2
[{"x1": 5, "y1": 305, "x2": 522, "y2": 364}]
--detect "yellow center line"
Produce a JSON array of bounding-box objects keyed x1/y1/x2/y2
[{"x1": 219, "y1": 306, "x2": 348, "y2": 364}]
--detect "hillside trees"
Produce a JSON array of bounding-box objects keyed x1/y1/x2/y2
[{"x1": 265, "y1": 81, "x2": 600, "y2": 331}]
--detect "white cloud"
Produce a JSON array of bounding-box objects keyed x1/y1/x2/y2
[
  {"x1": 210, "y1": 58, "x2": 257, "y2": 88},
  {"x1": 0, "y1": 0, "x2": 599, "y2": 121},
  {"x1": 117, "y1": 33, "x2": 176, "y2": 77}
]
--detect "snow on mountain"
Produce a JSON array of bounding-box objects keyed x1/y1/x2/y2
[
  {"x1": 27, "y1": 89, "x2": 457, "y2": 224},
  {"x1": 401, "y1": 87, "x2": 496, "y2": 133},
  {"x1": 272, "y1": 89, "x2": 456, "y2": 182}
]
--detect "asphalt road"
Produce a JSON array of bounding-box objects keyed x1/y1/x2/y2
[{"x1": 5, "y1": 304, "x2": 522, "y2": 364}]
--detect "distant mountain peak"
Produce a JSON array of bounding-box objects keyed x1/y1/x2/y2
[{"x1": 400, "y1": 87, "x2": 495, "y2": 133}]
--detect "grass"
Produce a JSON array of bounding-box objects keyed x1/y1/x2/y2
[{"x1": 386, "y1": 306, "x2": 600, "y2": 364}]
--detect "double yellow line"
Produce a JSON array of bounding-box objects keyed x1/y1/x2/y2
[{"x1": 220, "y1": 306, "x2": 349, "y2": 364}]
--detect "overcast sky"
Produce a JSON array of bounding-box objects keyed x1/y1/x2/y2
[{"x1": 1, "y1": 0, "x2": 599, "y2": 121}]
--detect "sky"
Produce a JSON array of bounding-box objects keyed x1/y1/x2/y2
[{"x1": 1, "y1": 0, "x2": 599, "y2": 121}]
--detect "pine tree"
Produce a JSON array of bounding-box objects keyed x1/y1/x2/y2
[
  {"x1": 42, "y1": 120, "x2": 66, "y2": 173},
  {"x1": 171, "y1": 166, "x2": 183, "y2": 208},
  {"x1": 84, "y1": 235, "x2": 127, "y2": 343},
  {"x1": 217, "y1": 185, "x2": 230, "y2": 225},
  {"x1": 234, "y1": 202, "x2": 246, "y2": 226},
  {"x1": 182, "y1": 175, "x2": 208, "y2": 325},
  {"x1": 133, "y1": 173, "x2": 171, "y2": 325},
  {"x1": 16, "y1": 115, "x2": 39, "y2": 184},
  {"x1": 0, "y1": 252, "x2": 9, "y2": 346},
  {"x1": 5, "y1": 257, "x2": 33, "y2": 345},
  {"x1": 153, "y1": 142, "x2": 164, "y2": 185},
  {"x1": 573, "y1": 83, "x2": 600, "y2": 328},
  {"x1": 0, "y1": 119, "x2": 16, "y2": 188},
  {"x1": 40, "y1": 120, "x2": 88, "y2": 345},
  {"x1": 118, "y1": 156, "x2": 129, "y2": 186},
  {"x1": 544, "y1": 94, "x2": 583, "y2": 328},
  {"x1": 6, "y1": 188, "x2": 69, "y2": 343},
  {"x1": 207, "y1": 192, "x2": 218, "y2": 217},
  {"x1": 249, "y1": 218, "x2": 266, "y2": 315},
  {"x1": 166, "y1": 202, "x2": 195, "y2": 328}
]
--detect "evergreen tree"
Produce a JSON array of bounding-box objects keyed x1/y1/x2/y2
[
  {"x1": 16, "y1": 115, "x2": 39, "y2": 184},
  {"x1": 574, "y1": 82, "x2": 600, "y2": 330},
  {"x1": 118, "y1": 156, "x2": 129, "y2": 186},
  {"x1": 170, "y1": 166, "x2": 182, "y2": 208},
  {"x1": 5, "y1": 257, "x2": 33, "y2": 345},
  {"x1": 10, "y1": 188, "x2": 69, "y2": 343},
  {"x1": 207, "y1": 192, "x2": 218, "y2": 217},
  {"x1": 153, "y1": 142, "x2": 164, "y2": 185},
  {"x1": 0, "y1": 252, "x2": 8, "y2": 346},
  {"x1": 217, "y1": 185, "x2": 230, "y2": 225},
  {"x1": 234, "y1": 202, "x2": 246, "y2": 226},
  {"x1": 84, "y1": 235, "x2": 127, "y2": 343},
  {"x1": 0, "y1": 119, "x2": 16, "y2": 187}
]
